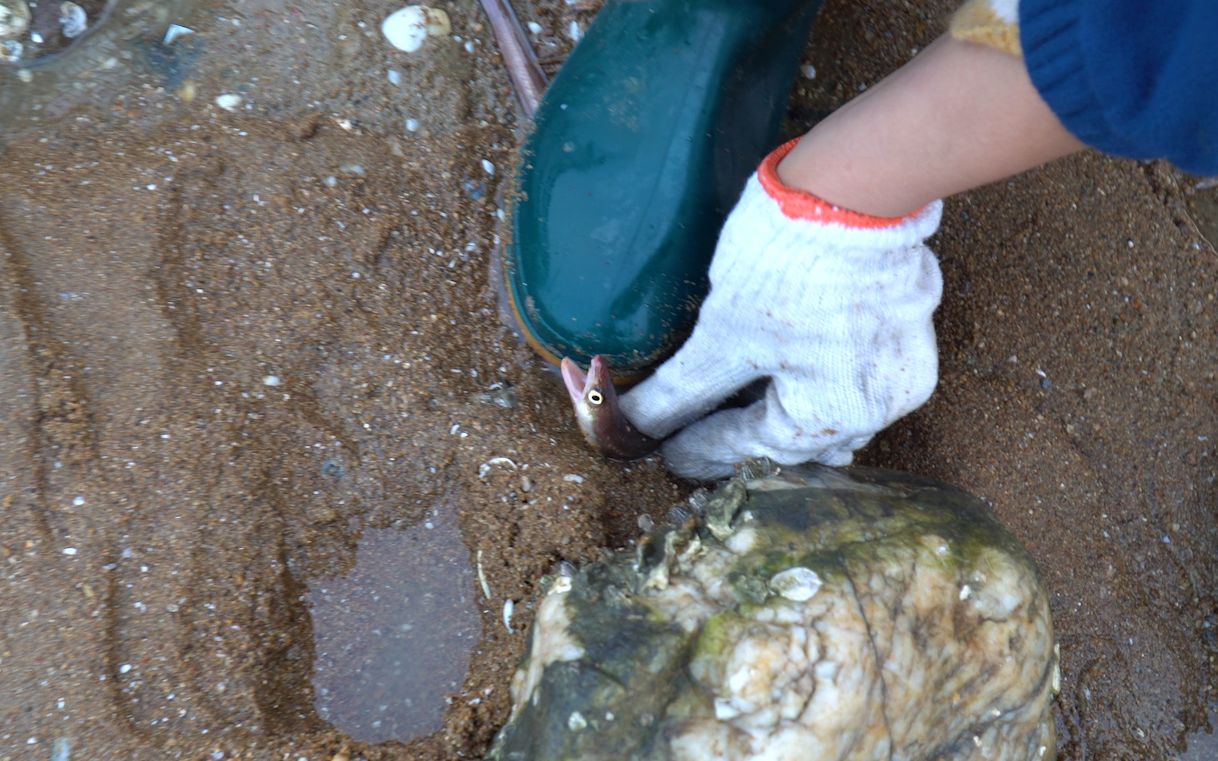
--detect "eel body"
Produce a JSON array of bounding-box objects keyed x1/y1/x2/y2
[{"x1": 477, "y1": 0, "x2": 548, "y2": 118}]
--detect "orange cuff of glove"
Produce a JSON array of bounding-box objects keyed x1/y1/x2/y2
[{"x1": 759, "y1": 140, "x2": 927, "y2": 230}]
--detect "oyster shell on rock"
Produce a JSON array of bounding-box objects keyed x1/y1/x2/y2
[{"x1": 487, "y1": 462, "x2": 1057, "y2": 761}]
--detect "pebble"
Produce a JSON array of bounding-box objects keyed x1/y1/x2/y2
[
  {"x1": 62, "y1": 547, "x2": 77, "y2": 556},
  {"x1": 567, "y1": 20, "x2": 582, "y2": 42},
  {"x1": 1, "y1": 39, "x2": 22, "y2": 64},
  {"x1": 526, "y1": 21, "x2": 542, "y2": 35},
  {"x1": 386, "y1": 68, "x2": 402, "y2": 86},
  {"x1": 52, "y1": 737, "x2": 71, "y2": 761},
  {"x1": 382, "y1": 5, "x2": 451, "y2": 53},
  {"x1": 474, "y1": 384, "x2": 517, "y2": 409},
  {"x1": 215, "y1": 93, "x2": 242, "y2": 111},
  {"x1": 262, "y1": 374, "x2": 281, "y2": 386},
  {"x1": 461, "y1": 178, "x2": 486, "y2": 201},
  {"x1": 320, "y1": 458, "x2": 345, "y2": 479},
  {"x1": 404, "y1": 117, "x2": 420, "y2": 132},
  {"x1": 800, "y1": 63, "x2": 817, "y2": 80}
]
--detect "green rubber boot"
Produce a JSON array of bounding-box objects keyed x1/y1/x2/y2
[{"x1": 500, "y1": 0, "x2": 824, "y2": 381}]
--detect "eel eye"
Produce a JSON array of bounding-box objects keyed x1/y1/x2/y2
[{"x1": 588, "y1": 389, "x2": 604, "y2": 405}]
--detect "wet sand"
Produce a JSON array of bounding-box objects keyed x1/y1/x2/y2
[{"x1": 0, "y1": 0, "x2": 1214, "y2": 759}]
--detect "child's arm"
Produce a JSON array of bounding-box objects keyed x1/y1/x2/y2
[{"x1": 779, "y1": 34, "x2": 1082, "y2": 219}]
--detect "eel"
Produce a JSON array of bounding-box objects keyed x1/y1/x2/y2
[
  {"x1": 560, "y1": 355, "x2": 661, "y2": 460},
  {"x1": 477, "y1": 0, "x2": 549, "y2": 118}
]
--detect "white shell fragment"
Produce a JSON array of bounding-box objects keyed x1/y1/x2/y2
[
  {"x1": 0, "y1": 0, "x2": 31, "y2": 41},
  {"x1": 59, "y1": 1, "x2": 87, "y2": 39},
  {"x1": 476, "y1": 549, "x2": 492, "y2": 599},
  {"x1": 163, "y1": 23, "x2": 195, "y2": 45},
  {"x1": 503, "y1": 598, "x2": 515, "y2": 633},
  {"x1": 478, "y1": 456, "x2": 517, "y2": 479},
  {"x1": 768, "y1": 566, "x2": 822, "y2": 601},
  {"x1": 215, "y1": 93, "x2": 242, "y2": 111},
  {"x1": 382, "y1": 5, "x2": 451, "y2": 53}
]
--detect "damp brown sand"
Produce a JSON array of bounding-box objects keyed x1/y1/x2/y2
[{"x1": 0, "y1": 0, "x2": 1213, "y2": 759}]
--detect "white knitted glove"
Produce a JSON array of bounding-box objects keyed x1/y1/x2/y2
[{"x1": 620, "y1": 140, "x2": 944, "y2": 480}]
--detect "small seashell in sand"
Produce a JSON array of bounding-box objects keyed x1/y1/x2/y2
[{"x1": 382, "y1": 5, "x2": 451, "y2": 53}]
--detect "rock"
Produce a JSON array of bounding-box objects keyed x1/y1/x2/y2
[
  {"x1": 381, "y1": 5, "x2": 451, "y2": 53},
  {"x1": 487, "y1": 462, "x2": 1057, "y2": 761}
]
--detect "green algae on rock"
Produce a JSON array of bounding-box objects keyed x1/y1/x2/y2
[{"x1": 486, "y1": 462, "x2": 1058, "y2": 761}]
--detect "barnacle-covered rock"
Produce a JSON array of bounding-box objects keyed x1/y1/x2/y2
[{"x1": 487, "y1": 462, "x2": 1057, "y2": 761}]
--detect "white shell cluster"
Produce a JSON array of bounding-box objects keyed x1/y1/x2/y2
[
  {"x1": 381, "y1": 5, "x2": 451, "y2": 53},
  {"x1": 59, "y1": 1, "x2": 87, "y2": 39},
  {"x1": 0, "y1": 0, "x2": 30, "y2": 42}
]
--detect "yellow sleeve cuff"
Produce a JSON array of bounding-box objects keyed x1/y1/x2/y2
[{"x1": 951, "y1": 0, "x2": 1023, "y2": 58}]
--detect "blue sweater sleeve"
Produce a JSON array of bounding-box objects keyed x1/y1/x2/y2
[{"x1": 1020, "y1": 0, "x2": 1218, "y2": 174}]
